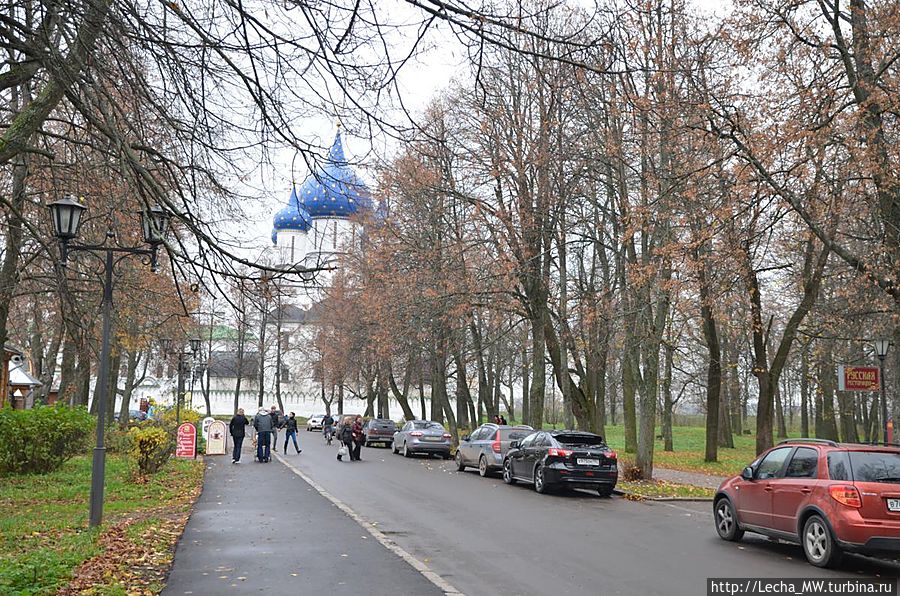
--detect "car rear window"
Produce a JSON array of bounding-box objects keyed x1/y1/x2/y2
[
  {"x1": 413, "y1": 422, "x2": 444, "y2": 430},
  {"x1": 848, "y1": 451, "x2": 900, "y2": 483},
  {"x1": 555, "y1": 434, "x2": 605, "y2": 446},
  {"x1": 501, "y1": 429, "x2": 532, "y2": 441}
]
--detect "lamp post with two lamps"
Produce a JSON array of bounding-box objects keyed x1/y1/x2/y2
[
  {"x1": 48, "y1": 195, "x2": 170, "y2": 528},
  {"x1": 874, "y1": 339, "x2": 891, "y2": 443},
  {"x1": 159, "y1": 338, "x2": 202, "y2": 425}
]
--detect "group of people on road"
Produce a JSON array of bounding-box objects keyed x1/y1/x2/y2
[
  {"x1": 335, "y1": 415, "x2": 364, "y2": 462},
  {"x1": 226, "y1": 410, "x2": 367, "y2": 464},
  {"x1": 227, "y1": 405, "x2": 302, "y2": 463}
]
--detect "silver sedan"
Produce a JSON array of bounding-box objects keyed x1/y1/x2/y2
[{"x1": 392, "y1": 420, "x2": 452, "y2": 458}]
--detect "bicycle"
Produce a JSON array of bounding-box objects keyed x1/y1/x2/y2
[{"x1": 323, "y1": 425, "x2": 334, "y2": 446}]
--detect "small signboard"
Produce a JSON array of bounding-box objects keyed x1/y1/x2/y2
[
  {"x1": 837, "y1": 365, "x2": 880, "y2": 392},
  {"x1": 201, "y1": 416, "x2": 216, "y2": 442},
  {"x1": 176, "y1": 422, "x2": 197, "y2": 458},
  {"x1": 206, "y1": 420, "x2": 227, "y2": 455}
]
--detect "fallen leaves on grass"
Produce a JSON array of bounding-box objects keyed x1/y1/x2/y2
[
  {"x1": 58, "y1": 465, "x2": 204, "y2": 595},
  {"x1": 58, "y1": 508, "x2": 191, "y2": 595},
  {"x1": 618, "y1": 479, "x2": 715, "y2": 499}
]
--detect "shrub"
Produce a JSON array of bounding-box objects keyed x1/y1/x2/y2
[
  {"x1": 157, "y1": 406, "x2": 202, "y2": 430},
  {"x1": 128, "y1": 426, "x2": 173, "y2": 475},
  {"x1": 105, "y1": 426, "x2": 133, "y2": 454},
  {"x1": 0, "y1": 404, "x2": 94, "y2": 476}
]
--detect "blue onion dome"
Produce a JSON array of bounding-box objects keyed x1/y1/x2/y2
[
  {"x1": 272, "y1": 187, "x2": 312, "y2": 244},
  {"x1": 297, "y1": 131, "x2": 372, "y2": 218}
]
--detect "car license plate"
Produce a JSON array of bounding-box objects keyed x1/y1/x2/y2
[
  {"x1": 423, "y1": 436, "x2": 440, "y2": 442},
  {"x1": 887, "y1": 498, "x2": 900, "y2": 512},
  {"x1": 577, "y1": 458, "x2": 600, "y2": 466}
]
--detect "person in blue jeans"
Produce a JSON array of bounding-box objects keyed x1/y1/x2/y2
[
  {"x1": 253, "y1": 407, "x2": 273, "y2": 462},
  {"x1": 283, "y1": 412, "x2": 301, "y2": 454}
]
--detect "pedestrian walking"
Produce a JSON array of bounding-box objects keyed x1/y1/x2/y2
[
  {"x1": 499, "y1": 414, "x2": 508, "y2": 425},
  {"x1": 351, "y1": 415, "x2": 364, "y2": 461},
  {"x1": 253, "y1": 407, "x2": 273, "y2": 462},
  {"x1": 229, "y1": 408, "x2": 250, "y2": 463},
  {"x1": 270, "y1": 405, "x2": 282, "y2": 452},
  {"x1": 283, "y1": 412, "x2": 301, "y2": 454},
  {"x1": 323, "y1": 413, "x2": 335, "y2": 445},
  {"x1": 337, "y1": 416, "x2": 353, "y2": 461}
]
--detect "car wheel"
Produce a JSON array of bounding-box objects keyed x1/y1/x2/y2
[
  {"x1": 503, "y1": 458, "x2": 516, "y2": 484},
  {"x1": 478, "y1": 455, "x2": 489, "y2": 477},
  {"x1": 714, "y1": 498, "x2": 744, "y2": 541},
  {"x1": 597, "y1": 485, "x2": 614, "y2": 498},
  {"x1": 403, "y1": 442, "x2": 412, "y2": 458},
  {"x1": 391, "y1": 441, "x2": 398, "y2": 454},
  {"x1": 802, "y1": 515, "x2": 842, "y2": 568},
  {"x1": 455, "y1": 451, "x2": 466, "y2": 471},
  {"x1": 534, "y1": 464, "x2": 548, "y2": 494}
]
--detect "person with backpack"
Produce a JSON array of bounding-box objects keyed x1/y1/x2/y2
[
  {"x1": 283, "y1": 412, "x2": 301, "y2": 454},
  {"x1": 253, "y1": 407, "x2": 273, "y2": 462}
]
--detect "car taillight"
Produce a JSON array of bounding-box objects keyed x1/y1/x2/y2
[
  {"x1": 547, "y1": 448, "x2": 573, "y2": 457},
  {"x1": 443, "y1": 433, "x2": 452, "y2": 439},
  {"x1": 829, "y1": 485, "x2": 862, "y2": 508},
  {"x1": 605, "y1": 450, "x2": 617, "y2": 460},
  {"x1": 492, "y1": 437, "x2": 501, "y2": 453},
  {"x1": 410, "y1": 431, "x2": 423, "y2": 436}
]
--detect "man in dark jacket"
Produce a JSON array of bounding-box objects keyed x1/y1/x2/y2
[
  {"x1": 229, "y1": 408, "x2": 250, "y2": 463},
  {"x1": 253, "y1": 408, "x2": 274, "y2": 462},
  {"x1": 283, "y1": 412, "x2": 301, "y2": 454}
]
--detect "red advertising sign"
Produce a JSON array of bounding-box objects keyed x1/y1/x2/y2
[
  {"x1": 837, "y1": 365, "x2": 880, "y2": 392},
  {"x1": 176, "y1": 422, "x2": 197, "y2": 458}
]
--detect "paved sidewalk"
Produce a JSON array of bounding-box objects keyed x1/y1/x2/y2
[{"x1": 162, "y1": 445, "x2": 443, "y2": 595}]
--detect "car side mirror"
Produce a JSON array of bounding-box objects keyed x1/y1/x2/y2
[
  {"x1": 509, "y1": 441, "x2": 519, "y2": 450},
  {"x1": 461, "y1": 435, "x2": 469, "y2": 442},
  {"x1": 741, "y1": 466, "x2": 754, "y2": 481}
]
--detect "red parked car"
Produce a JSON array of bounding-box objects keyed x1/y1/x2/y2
[{"x1": 714, "y1": 439, "x2": 900, "y2": 568}]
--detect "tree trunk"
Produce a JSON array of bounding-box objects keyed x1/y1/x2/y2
[{"x1": 662, "y1": 341, "x2": 674, "y2": 452}]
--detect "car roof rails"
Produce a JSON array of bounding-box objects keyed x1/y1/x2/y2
[{"x1": 777, "y1": 438, "x2": 839, "y2": 447}]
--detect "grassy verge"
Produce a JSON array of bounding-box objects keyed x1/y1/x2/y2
[
  {"x1": 0, "y1": 454, "x2": 204, "y2": 595},
  {"x1": 617, "y1": 480, "x2": 716, "y2": 500},
  {"x1": 602, "y1": 425, "x2": 775, "y2": 477}
]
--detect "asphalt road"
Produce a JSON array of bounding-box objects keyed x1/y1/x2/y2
[{"x1": 284, "y1": 430, "x2": 900, "y2": 596}]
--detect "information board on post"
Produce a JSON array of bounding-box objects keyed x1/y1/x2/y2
[
  {"x1": 176, "y1": 422, "x2": 197, "y2": 459},
  {"x1": 837, "y1": 365, "x2": 880, "y2": 392}
]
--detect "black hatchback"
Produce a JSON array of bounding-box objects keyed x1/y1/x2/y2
[{"x1": 503, "y1": 430, "x2": 618, "y2": 497}]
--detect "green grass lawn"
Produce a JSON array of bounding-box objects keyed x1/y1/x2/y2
[
  {"x1": 0, "y1": 455, "x2": 204, "y2": 595},
  {"x1": 601, "y1": 425, "x2": 768, "y2": 477}
]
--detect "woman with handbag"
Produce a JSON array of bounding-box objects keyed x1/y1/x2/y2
[{"x1": 337, "y1": 417, "x2": 353, "y2": 461}]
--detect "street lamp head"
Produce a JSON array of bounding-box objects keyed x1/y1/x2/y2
[
  {"x1": 875, "y1": 339, "x2": 891, "y2": 359},
  {"x1": 189, "y1": 338, "x2": 202, "y2": 355},
  {"x1": 48, "y1": 195, "x2": 87, "y2": 242},
  {"x1": 141, "y1": 205, "x2": 170, "y2": 246},
  {"x1": 159, "y1": 338, "x2": 172, "y2": 355}
]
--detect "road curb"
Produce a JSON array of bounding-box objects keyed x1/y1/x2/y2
[
  {"x1": 275, "y1": 452, "x2": 465, "y2": 596},
  {"x1": 613, "y1": 488, "x2": 714, "y2": 502}
]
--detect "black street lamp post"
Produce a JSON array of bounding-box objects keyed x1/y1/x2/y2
[
  {"x1": 49, "y1": 195, "x2": 169, "y2": 528},
  {"x1": 875, "y1": 339, "x2": 890, "y2": 443}
]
